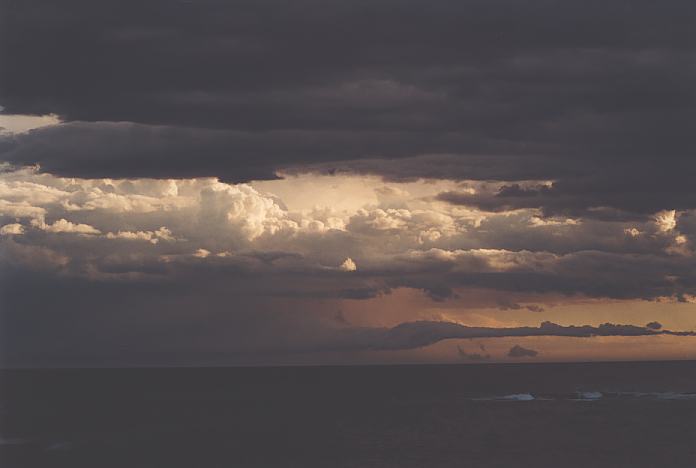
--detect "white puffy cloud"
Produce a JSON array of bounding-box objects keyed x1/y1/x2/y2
[
  {"x1": 1, "y1": 168, "x2": 695, "y2": 304},
  {"x1": 34, "y1": 218, "x2": 101, "y2": 235},
  {"x1": 348, "y1": 208, "x2": 412, "y2": 232},
  {"x1": 0, "y1": 223, "x2": 24, "y2": 235},
  {"x1": 0, "y1": 199, "x2": 47, "y2": 220},
  {"x1": 193, "y1": 248, "x2": 211, "y2": 258},
  {"x1": 199, "y1": 182, "x2": 301, "y2": 240},
  {"x1": 106, "y1": 227, "x2": 175, "y2": 244},
  {"x1": 339, "y1": 257, "x2": 357, "y2": 272},
  {"x1": 655, "y1": 210, "x2": 677, "y2": 232}
]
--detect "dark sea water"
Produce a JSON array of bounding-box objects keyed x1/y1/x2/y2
[{"x1": 2, "y1": 361, "x2": 696, "y2": 468}]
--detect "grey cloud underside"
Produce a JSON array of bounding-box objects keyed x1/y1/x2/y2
[
  {"x1": 3, "y1": 0, "x2": 692, "y2": 127},
  {"x1": 7, "y1": 241, "x2": 696, "y2": 302},
  {"x1": 2, "y1": 125, "x2": 695, "y2": 215},
  {"x1": 437, "y1": 176, "x2": 696, "y2": 220},
  {"x1": 1, "y1": 0, "x2": 696, "y2": 216},
  {"x1": 0, "y1": 123, "x2": 573, "y2": 182}
]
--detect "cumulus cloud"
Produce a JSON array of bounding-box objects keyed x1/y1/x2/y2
[
  {"x1": 0, "y1": 199, "x2": 47, "y2": 220},
  {"x1": 2, "y1": 168, "x2": 696, "y2": 303},
  {"x1": 193, "y1": 248, "x2": 211, "y2": 258},
  {"x1": 0, "y1": 223, "x2": 24, "y2": 235},
  {"x1": 655, "y1": 210, "x2": 677, "y2": 233},
  {"x1": 507, "y1": 345, "x2": 539, "y2": 358},
  {"x1": 106, "y1": 227, "x2": 174, "y2": 244},
  {"x1": 34, "y1": 218, "x2": 101, "y2": 235},
  {"x1": 339, "y1": 258, "x2": 357, "y2": 272}
]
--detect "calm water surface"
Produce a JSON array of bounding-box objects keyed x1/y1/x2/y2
[{"x1": 2, "y1": 361, "x2": 695, "y2": 468}]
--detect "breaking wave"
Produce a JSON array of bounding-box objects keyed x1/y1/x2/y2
[
  {"x1": 471, "y1": 391, "x2": 696, "y2": 401},
  {"x1": 474, "y1": 393, "x2": 536, "y2": 401},
  {"x1": 572, "y1": 391, "x2": 603, "y2": 401}
]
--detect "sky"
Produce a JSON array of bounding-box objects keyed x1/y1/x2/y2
[{"x1": 1, "y1": 0, "x2": 695, "y2": 367}]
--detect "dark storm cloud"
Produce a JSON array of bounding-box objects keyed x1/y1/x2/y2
[
  {"x1": 437, "y1": 169, "x2": 696, "y2": 219},
  {"x1": 507, "y1": 345, "x2": 539, "y2": 358},
  {"x1": 375, "y1": 250, "x2": 696, "y2": 302},
  {"x1": 1, "y1": 0, "x2": 695, "y2": 205},
  {"x1": 3, "y1": 0, "x2": 692, "y2": 125},
  {"x1": 0, "y1": 122, "x2": 563, "y2": 182}
]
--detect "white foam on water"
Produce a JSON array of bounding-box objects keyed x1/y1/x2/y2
[
  {"x1": 472, "y1": 393, "x2": 536, "y2": 401},
  {"x1": 0, "y1": 437, "x2": 28, "y2": 446},
  {"x1": 472, "y1": 391, "x2": 696, "y2": 402},
  {"x1": 502, "y1": 393, "x2": 535, "y2": 401},
  {"x1": 574, "y1": 391, "x2": 603, "y2": 400}
]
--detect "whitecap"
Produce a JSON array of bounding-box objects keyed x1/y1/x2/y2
[
  {"x1": 576, "y1": 391, "x2": 603, "y2": 400},
  {"x1": 498, "y1": 393, "x2": 535, "y2": 401},
  {"x1": 472, "y1": 393, "x2": 535, "y2": 401},
  {"x1": 0, "y1": 437, "x2": 28, "y2": 446}
]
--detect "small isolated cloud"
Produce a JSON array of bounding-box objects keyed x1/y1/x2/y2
[
  {"x1": 0, "y1": 223, "x2": 24, "y2": 235},
  {"x1": 507, "y1": 345, "x2": 539, "y2": 358},
  {"x1": 193, "y1": 248, "x2": 211, "y2": 258},
  {"x1": 497, "y1": 299, "x2": 544, "y2": 312},
  {"x1": 645, "y1": 321, "x2": 662, "y2": 330},
  {"x1": 457, "y1": 345, "x2": 491, "y2": 361},
  {"x1": 339, "y1": 257, "x2": 357, "y2": 272}
]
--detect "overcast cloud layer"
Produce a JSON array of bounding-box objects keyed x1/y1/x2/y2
[{"x1": 1, "y1": 0, "x2": 695, "y2": 366}]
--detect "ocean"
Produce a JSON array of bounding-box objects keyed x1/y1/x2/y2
[{"x1": 2, "y1": 360, "x2": 695, "y2": 468}]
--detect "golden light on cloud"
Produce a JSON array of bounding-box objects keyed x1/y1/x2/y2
[
  {"x1": 4, "y1": 4, "x2": 696, "y2": 467},
  {"x1": 0, "y1": 113, "x2": 61, "y2": 134},
  {"x1": 1, "y1": 148, "x2": 696, "y2": 365}
]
